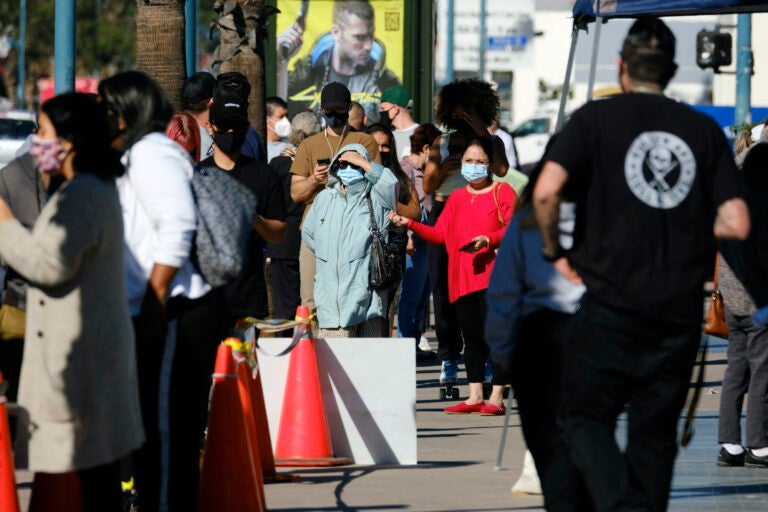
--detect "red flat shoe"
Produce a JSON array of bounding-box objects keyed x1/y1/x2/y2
[
  {"x1": 444, "y1": 401, "x2": 485, "y2": 414},
  {"x1": 479, "y1": 403, "x2": 506, "y2": 416}
]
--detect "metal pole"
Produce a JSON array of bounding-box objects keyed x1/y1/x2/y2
[
  {"x1": 556, "y1": 22, "x2": 579, "y2": 131},
  {"x1": 446, "y1": 0, "x2": 454, "y2": 83},
  {"x1": 586, "y1": 18, "x2": 602, "y2": 101},
  {"x1": 185, "y1": 0, "x2": 197, "y2": 76},
  {"x1": 54, "y1": 0, "x2": 76, "y2": 94},
  {"x1": 16, "y1": 0, "x2": 27, "y2": 108},
  {"x1": 735, "y1": 13, "x2": 752, "y2": 127},
  {"x1": 479, "y1": 0, "x2": 486, "y2": 80}
]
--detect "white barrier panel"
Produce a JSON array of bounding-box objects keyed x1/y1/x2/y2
[{"x1": 258, "y1": 337, "x2": 417, "y2": 465}]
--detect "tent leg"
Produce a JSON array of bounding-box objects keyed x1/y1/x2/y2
[
  {"x1": 586, "y1": 19, "x2": 603, "y2": 101},
  {"x1": 556, "y1": 22, "x2": 580, "y2": 131}
]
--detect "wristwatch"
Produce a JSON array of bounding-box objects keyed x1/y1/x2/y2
[{"x1": 541, "y1": 245, "x2": 564, "y2": 262}]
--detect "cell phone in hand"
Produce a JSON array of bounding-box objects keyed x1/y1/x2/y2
[{"x1": 317, "y1": 158, "x2": 331, "y2": 166}]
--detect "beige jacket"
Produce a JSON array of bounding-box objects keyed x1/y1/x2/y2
[{"x1": 0, "y1": 173, "x2": 144, "y2": 472}]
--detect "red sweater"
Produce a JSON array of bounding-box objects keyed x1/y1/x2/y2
[{"x1": 409, "y1": 182, "x2": 516, "y2": 303}]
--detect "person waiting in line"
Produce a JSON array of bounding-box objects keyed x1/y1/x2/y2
[
  {"x1": 289, "y1": 82, "x2": 380, "y2": 320},
  {"x1": 166, "y1": 112, "x2": 202, "y2": 164},
  {"x1": 266, "y1": 96, "x2": 292, "y2": 162},
  {"x1": 0, "y1": 92, "x2": 144, "y2": 512},
  {"x1": 348, "y1": 100, "x2": 367, "y2": 131},
  {"x1": 201, "y1": 90, "x2": 287, "y2": 326},
  {"x1": 391, "y1": 137, "x2": 515, "y2": 415},
  {"x1": 0, "y1": 113, "x2": 63, "y2": 413},
  {"x1": 397, "y1": 123, "x2": 443, "y2": 357},
  {"x1": 99, "y1": 70, "x2": 229, "y2": 512},
  {"x1": 366, "y1": 123, "x2": 420, "y2": 334},
  {"x1": 717, "y1": 142, "x2": 768, "y2": 468},
  {"x1": 422, "y1": 78, "x2": 509, "y2": 388},
  {"x1": 379, "y1": 85, "x2": 419, "y2": 159},
  {"x1": 267, "y1": 112, "x2": 322, "y2": 331},
  {"x1": 302, "y1": 143, "x2": 397, "y2": 337},
  {"x1": 214, "y1": 71, "x2": 266, "y2": 161},
  {"x1": 180, "y1": 71, "x2": 216, "y2": 160},
  {"x1": 486, "y1": 142, "x2": 590, "y2": 509}
]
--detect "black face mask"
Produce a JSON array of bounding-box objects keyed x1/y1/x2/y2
[
  {"x1": 214, "y1": 130, "x2": 247, "y2": 153},
  {"x1": 323, "y1": 111, "x2": 349, "y2": 128},
  {"x1": 379, "y1": 109, "x2": 393, "y2": 130},
  {"x1": 380, "y1": 151, "x2": 392, "y2": 168}
]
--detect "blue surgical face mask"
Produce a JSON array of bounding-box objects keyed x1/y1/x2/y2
[
  {"x1": 337, "y1": 164, "x2": 365, "y2": 186},
  {"x1": 461, "y1": 163, "x2": 488, "y2": 183}
]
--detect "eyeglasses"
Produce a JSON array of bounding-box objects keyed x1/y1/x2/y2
[{"x1": 462, "y1": 158, "x2": 489, "y2": 166}]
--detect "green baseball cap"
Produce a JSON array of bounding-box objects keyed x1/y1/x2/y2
[{"x1": 381, "y1": 86, "x2": 411, "y2": 108}]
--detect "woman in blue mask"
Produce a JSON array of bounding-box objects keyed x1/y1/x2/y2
[
  {"x1": 390, "y1": 136, "x2": 516, "y2": 415},
  {"x1": 301, "y1": 143, "x2": 398, "y2": 337}
]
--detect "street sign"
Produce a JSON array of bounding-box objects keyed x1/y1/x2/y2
[{"x1": 488, "y1": 35, "x2": 528, "y2": 51}]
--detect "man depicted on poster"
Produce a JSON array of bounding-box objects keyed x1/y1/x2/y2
[{"x1": 277, "y1": 0, "x2": 402, "y2": 124}]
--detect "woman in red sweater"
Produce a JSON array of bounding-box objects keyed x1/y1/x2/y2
[{"x1": 390, "y1": 137, "x2": 516, "y2": 414}]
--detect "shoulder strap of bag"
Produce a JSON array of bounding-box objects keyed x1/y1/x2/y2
[
  {"x1": 366, "y1": 190, "x2": 380, "y2": 233},
  {"x1": 492, "y1": 182, "x2": 505, "y2": 227},
  {"x1": 713, "y1": 252, "x2": 720, "y2": 290}
]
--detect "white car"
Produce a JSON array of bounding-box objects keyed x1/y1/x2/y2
[
  {"x1": 0, "y1": 110, "x2": 36, "y2": 169},
  {"x1": 511, "y1": 108, "x2": 573, "y2": 172}
]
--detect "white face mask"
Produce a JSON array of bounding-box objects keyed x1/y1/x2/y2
[{"x1": 273, "y1": 117, "x2": 291, "y2": 138}]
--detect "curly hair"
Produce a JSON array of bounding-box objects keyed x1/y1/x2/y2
[{"x1": 435, "y1": 78, "x2": 500, "y2": 130}]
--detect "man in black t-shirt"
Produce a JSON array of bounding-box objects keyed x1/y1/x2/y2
[
  {"x1": 204, "y1": 91, "x2": 287, "y2": 322},
  {"x1": 533, "y1": 18, "x2": 750, "y2": 512}
]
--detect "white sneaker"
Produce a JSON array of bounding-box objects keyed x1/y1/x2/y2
[
  {"x1": 418, "y1": 336, "x2": 432, "y2": 352},
  {"x1": 511, "y1": 450, "x2": 542, "y2": 495}
]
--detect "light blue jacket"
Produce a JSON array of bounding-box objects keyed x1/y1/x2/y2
[{"x1": 302, "y1": 143, "x2": 398, "y2": 329}]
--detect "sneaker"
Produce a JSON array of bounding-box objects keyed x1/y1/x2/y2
[
  {"x1": 418, "y1": 336, "x2": 432, "y2": 352},
  {"x1": 440, "y1": 359, "x2": 459, "y2": 384},
  {"x1": 416, "y1": 347, "x2": 437, "y2": 361},
  {"x1": 717, "y1": 446, "x2": 745, "y2": 467},
  {"x1": 484, "y1": 359, "x2": 493, "y2": 384}
]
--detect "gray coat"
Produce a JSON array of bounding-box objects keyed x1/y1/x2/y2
[
  {"x1": 0, "y1": 153, "x2": 54, "y2": 310},
  {"x1": 0, "y1": 173, "x2": 144, "y2": 472}
]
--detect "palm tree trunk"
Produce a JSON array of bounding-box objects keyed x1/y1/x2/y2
[
  {"x1": 211, "y1": 0, "x2": 277, "y2": 146},
  {"x1": 135, "y1": 0, "x2": 187, "y2": 111}
]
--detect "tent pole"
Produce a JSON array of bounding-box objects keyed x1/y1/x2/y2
[
  {"x1": 586, "y1": 18, "x2": 602, "y2": 101},
  {"x1": 556, "y1": 21, "x2": 579, "y2": 131}
]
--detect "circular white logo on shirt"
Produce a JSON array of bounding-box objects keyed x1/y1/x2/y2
[{"x1": 624, "y1": 131, "x2": 696, "y2": 209}]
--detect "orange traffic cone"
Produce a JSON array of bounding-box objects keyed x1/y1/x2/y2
[
  {"x1": 199, "y1": 343, "x2": 265, "y2": 512},
  {"x1": 28, "y1": 472, "x2": 83, "y2": 512},
  {"x1": 273, "y1": 306, "x2": 352, "y2": 466},
  {"x1": 0, "y1": 372, "x2": 20, "y2": 512}
]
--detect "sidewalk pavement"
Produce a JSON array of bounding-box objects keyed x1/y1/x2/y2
[{"x1": 14, "y1": 335, "x2": 768, "y2": 511}]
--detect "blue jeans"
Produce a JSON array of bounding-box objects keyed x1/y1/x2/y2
[{"x1": 397, "y1": 236, "x2": 431, "y2": 342}]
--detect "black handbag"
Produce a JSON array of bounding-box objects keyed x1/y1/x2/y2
[{"x1": 366, "y1": 192, "x2": 402, "y2": 291}]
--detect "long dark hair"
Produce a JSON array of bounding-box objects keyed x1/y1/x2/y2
[
  {"x1": 365, "y1": 123, "x2": 411, "y2": 205},
  {"x1": 41, "y1": 92, "x2": 124, "y2": 179},
  {"x1": 98, "y1": 70, "x2": 174, "y2": 150}
]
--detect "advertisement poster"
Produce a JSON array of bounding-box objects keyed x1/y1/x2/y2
[{"x1": 275, "y1": 0, "x2": 405, "y2": 122}]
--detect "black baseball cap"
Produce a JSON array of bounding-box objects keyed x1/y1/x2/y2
[
  {"x1": 321, "y1": 82, "x2": 352, "y2": 110},
  {"x1": 209, "y1": 91, "x2": 249, "y2": 131}
]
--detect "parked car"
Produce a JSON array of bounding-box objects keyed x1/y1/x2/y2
[
  {"x1": 0, "y1": 110, "x2": 36, "y2": 168},
  {"x1": 511, "y1": 108, "x2": 570, "y2": 172}
]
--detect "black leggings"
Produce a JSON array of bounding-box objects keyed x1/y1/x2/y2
[{"x1": 453, "y1": 290, "x2": 509, "y2": 385}]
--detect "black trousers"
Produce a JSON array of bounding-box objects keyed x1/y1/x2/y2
[
  {"x1": 427, "y1": 200, "x2": 463, "y2": 361},
  {"x1": 453, "y1": 290, "x2": 509, "y2": 385},
  {"x1": 167, "y1": 289, "x2": 228, "y2": 512},
  {"x1": 270, "y1": 257, "x2": 301, "y2": 320},
  {"x1": 512, "y1": 309, "x2": 590, "y2": 512},
  {"x1": 561, "y1": 295, "x2": 700, "y2": 512},
  {"x1": 78, "y1": 460, "x2": 122, "y2": 512}
]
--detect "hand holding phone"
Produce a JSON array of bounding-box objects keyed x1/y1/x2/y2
[{"x1": 313, "y1": 158, "x2": 330, "y2": 183}]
